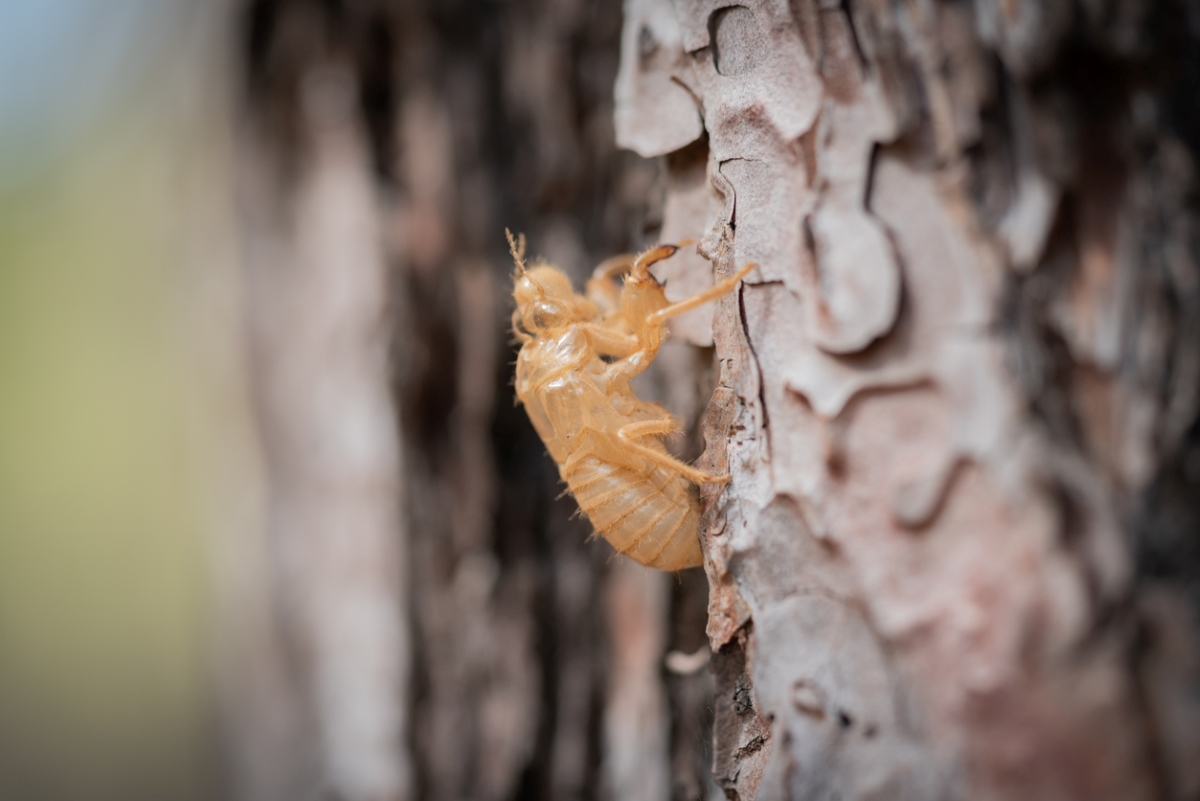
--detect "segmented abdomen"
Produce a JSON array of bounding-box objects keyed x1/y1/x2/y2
[{"x1": 563, "y1": 456, "x2": 701, "y2": 571}]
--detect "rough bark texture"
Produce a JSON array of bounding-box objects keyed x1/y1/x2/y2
[
  {"x1": 225, "y1": 45, "x2": 411, "y2": 801},
  {"x1": 219, "y1": 0, "x2": 1200, "y2": 799},
  {"x1": 613, "y1": 0, "x2": 1200, "y2": 799},
  {"x1": 225, "y1": 2, "x2": 718, "y2": 800}
]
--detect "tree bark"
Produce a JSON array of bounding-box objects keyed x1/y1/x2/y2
[
  {"x1": 219, "y1": 1, "x2": 1200, "y2": 800},
  {"x1": 614, "y1": 1, "x2": 1200, "y2": 799}
]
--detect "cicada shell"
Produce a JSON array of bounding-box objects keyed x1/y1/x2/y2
[{"x1": 509, "y1": 231, "x2": 754, "y2": 570}]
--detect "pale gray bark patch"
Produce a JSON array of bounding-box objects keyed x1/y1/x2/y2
[
  {"x1": 615, "y1": 0, "x2": 705, "y2": 157},
  {"x1": 602, "y1": 561, "x2": 671, "y2": 801},
  {"x1": 654, "y1": 141, "x2": 722, "y2": 346},
  {"x1": 229, "y1": 63, "x2": 411, "y2": 801}
]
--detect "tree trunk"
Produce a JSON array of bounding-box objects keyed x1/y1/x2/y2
[
  {"x1": 219, "y1": 1, "x2": 1200, "y2": 800},
  {"x1": 613, "y1": 1, "x2": 1200, "y2": 799}
]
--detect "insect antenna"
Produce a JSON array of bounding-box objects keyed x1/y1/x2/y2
[
  {"x1": 505, "y1": 228, "x2": 526, "y2": 268},
  {"x1": 507, "y1": 228, "x2": 552, "y2": 299}
]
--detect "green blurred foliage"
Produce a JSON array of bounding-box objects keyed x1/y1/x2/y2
[{"x1": 0, "y1": 5, "x2": 216, "y2": 799}]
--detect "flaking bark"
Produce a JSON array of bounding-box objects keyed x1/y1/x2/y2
[{"x1": 616, "y1": 0, "x2": 1200, "y2": 798}]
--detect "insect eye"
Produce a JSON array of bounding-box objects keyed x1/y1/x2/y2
[{"x1": 532, "y1": 301, "x2": 565, "y2": 328}]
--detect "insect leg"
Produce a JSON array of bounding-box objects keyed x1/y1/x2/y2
[
  {"x1": 597, "y1": 247, "x2": 715, "y2": 383},
  {"x1": 605, "y1": 347, "x2": 657, "y2": 383},
  {"x1": 647, "y1": 261, "x2": 757, "y2": 327},
  {"x1": 592, "y1": 253, "x2": 636, "y2": 281},
  {"x1": 581, "y1": 323, "x2": 639, "y2": 359},
  {"x1": 511, "y1": 308, "x2": 532, "y2": 343},
  {"x1": 617, "y1": 419, "x2": 731, "y2": 485},
  {"x1": 607, "y1": 262, "x2": 757, "y2": 383},
  {"x1": 630, "y1": 243, "x2": 681, "y2": 280}
]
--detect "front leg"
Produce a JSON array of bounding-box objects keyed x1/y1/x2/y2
[
  {"x1": 585, "y1": 255, "x2": 633, "y2": 318},
  {"x1": 605, "y1": 346, "x2": 658, "y2": 383},
  {"x1": 611, "y1": 261, "x2": 757, "y2": 383},
  {"x1": 647, "y1": 261, "x2": 757, "y2": 328},
  {"x1": 591, "y1": 253, "x2": 636, "y2": 283}
]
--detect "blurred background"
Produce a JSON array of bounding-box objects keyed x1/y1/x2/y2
[
  {"x1": 0, "y1": 2, "x2": 715, "y2": 800},
  {"x1": 0, "y1": 1, "x2": 226, "y2": 799}
]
